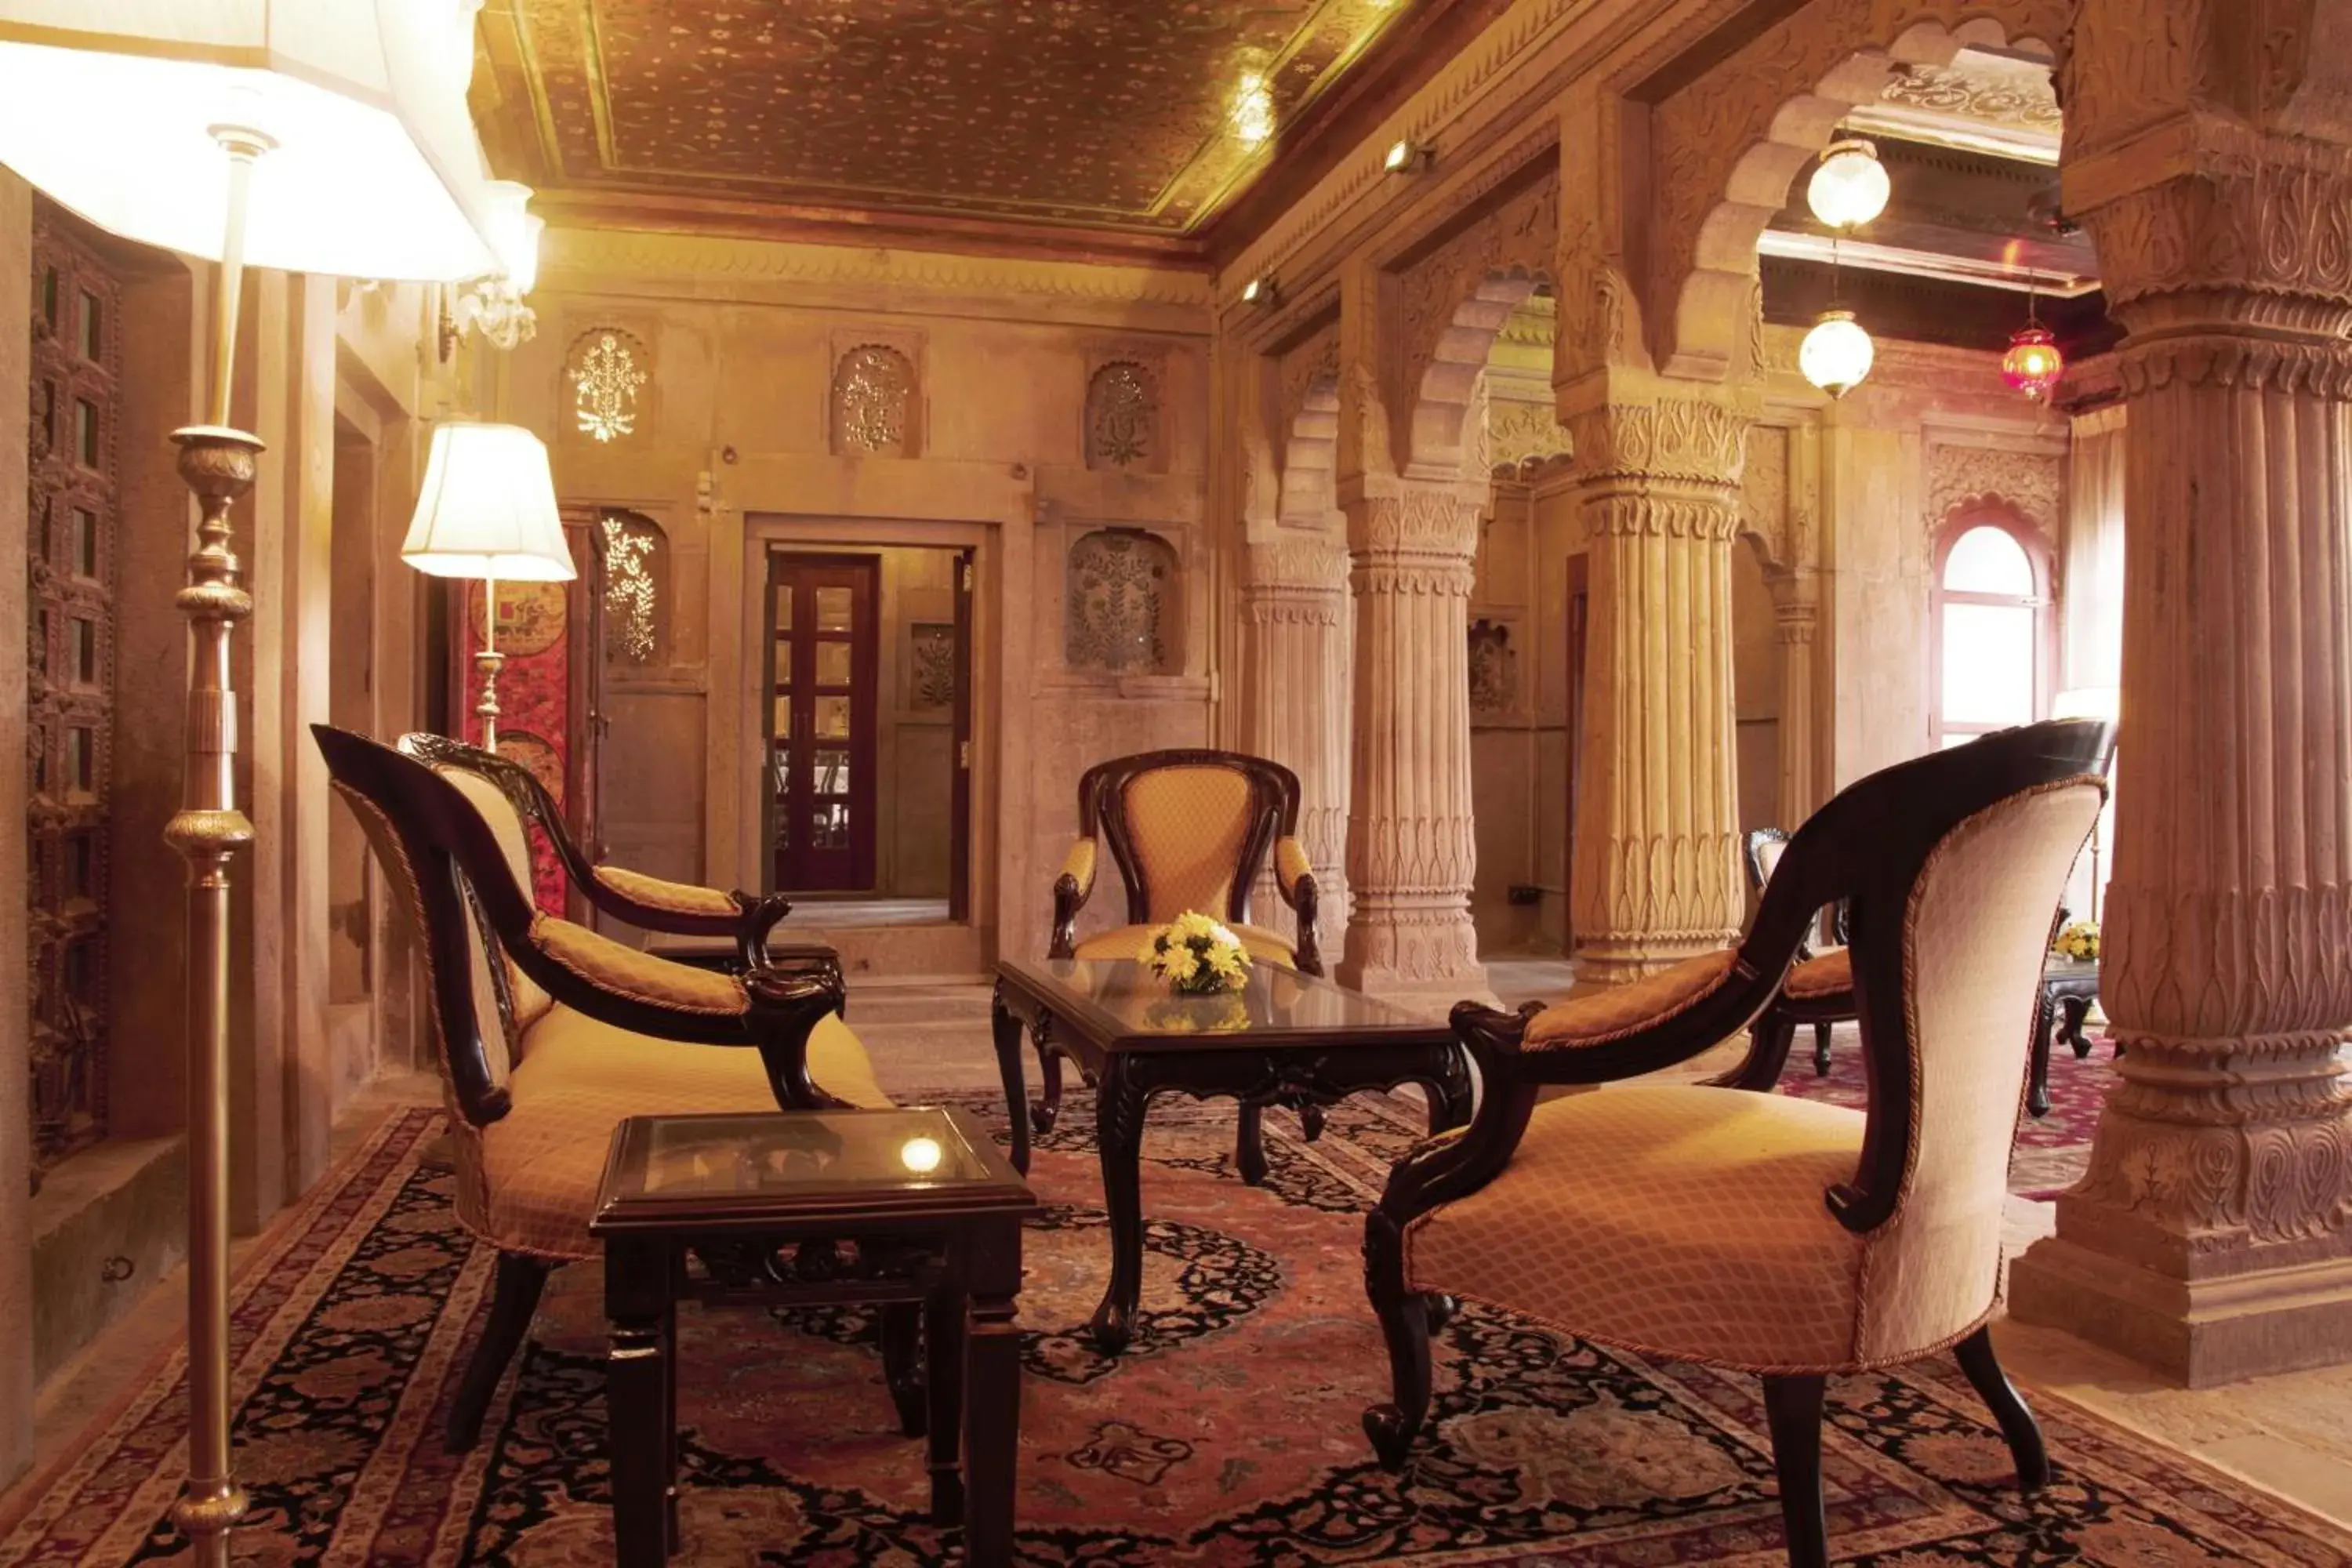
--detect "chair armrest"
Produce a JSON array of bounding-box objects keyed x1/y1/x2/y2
[
  {"x1": 1051, "y1": 838, "x2": 1098, "y2": 958},
  {"x1": 578, "y1": 862, "x2": 794, "y2": 964},
  {"x1": 511, "y1": 914, "x2": 850, "y2": 1109},
  {"x1": 1271, "y1": 836, "x2": 1322, "y2": 977}
]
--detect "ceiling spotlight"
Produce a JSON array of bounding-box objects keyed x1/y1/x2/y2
[
  {"x1": 1799, "y1": 309, "x2": 1874, "y2": 397},
  {"x1": 1240, "y1": 275, "x2": 1277, "y2": 307},
  {"x1": 1383, "y1": 137, "x2": 1430, "y2": 174},
  {"x1": 1806, "y1": 138, "x2": 1890, "y2": 229}
]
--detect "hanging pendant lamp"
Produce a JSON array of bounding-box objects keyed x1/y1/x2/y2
[{"x1": 2002, "y1": 274, "x2": 2065, "y2": 402}]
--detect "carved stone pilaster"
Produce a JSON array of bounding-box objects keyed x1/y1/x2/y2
[
  {"x1": 1243, "y1": 534, "x2": 1352, "y2": 955},
  {"x1": 1772, "y1": 590, "x2": 1821, "y2": 827},
  {"x1": 2011, "y1": 2, "x2": 2352, "y2": 1385},
  {"x1": 1562, "y1": 394, "x2": 1749, "y2": 983},
  {"x1": 1334, "y1": 477, "x2": 1489, "y2": 1007}
]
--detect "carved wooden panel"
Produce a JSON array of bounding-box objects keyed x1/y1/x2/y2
[
  {"x1": 1065, "y1": 528, "x2": 1180, "y2": 675},
  {"x1": 1084, "y1": 358, "x2": 1160, "y2": 471},
  {"x1": 26, "y1": 202, "x2": 122, "y2": 1183},
  {"x1": 597, "y1": 510, "x2": 667, "y2": 666}
]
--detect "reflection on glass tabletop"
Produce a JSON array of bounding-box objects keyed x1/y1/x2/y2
[{"x1": 626, "y1": 1107, "x2": 993, "y2": 1200}]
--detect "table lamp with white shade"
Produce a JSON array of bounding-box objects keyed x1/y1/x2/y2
[
  {"x1": 401, "y1": 420, "x2": 576, "y2": 750},
  {"x1": 0, "y1": 3, "x2": 503, "y2": 1559}
]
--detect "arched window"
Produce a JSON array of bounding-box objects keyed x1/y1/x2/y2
[{"x1": 1931, "y1": 512, "x2": 2053, "y2": 748}]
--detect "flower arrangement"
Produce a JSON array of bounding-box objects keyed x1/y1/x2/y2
[
  {"x1": 1139, "y1": 911, "x2": 1253, "y2": 995},
  {"x1": 1142, "y1": 993, "x2": 1253, "y2": 1033},
  {"x1": 2053, "y1": 919, "x2": 2100, "y2": 963}
]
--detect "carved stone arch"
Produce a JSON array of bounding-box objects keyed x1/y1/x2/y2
[
  {"x1": 1403, "y1": 271, "x2": 1552, "y2": 481},
  {"x1": 1277, "y1": 376, "x2": 1342, "y2": 528},
  {"x1": 1650, "y1": 2, "x2": 2063, "y2": 379}
]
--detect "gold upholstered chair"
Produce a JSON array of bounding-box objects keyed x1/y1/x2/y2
[
  {"x1": 1361, "y1": 719, "x2": 2111, "y2": 1568},
  {"x1": 1033, "y1": 748, "x2": 1320, "y2": 1160},
  {"x1": 314, "y1": 725, "x2": 895, "y2": 1451}
]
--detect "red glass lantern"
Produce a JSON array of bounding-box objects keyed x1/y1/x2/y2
[{"x1": 2002, "y1": 325, "x2": 2064, "y2": 402}]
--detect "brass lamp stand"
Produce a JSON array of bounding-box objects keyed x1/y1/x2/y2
[{"x1": 163, "y1": 129, "x2": 269, "y2": 1563}]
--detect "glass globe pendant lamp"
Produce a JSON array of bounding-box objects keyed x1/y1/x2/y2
[
  {"x1": 1807, "y1": 138, "x2": 1890, "y2": 229},
  {"x1": 1801, "y1": 309, "x2": 1875, "y2": 397}
]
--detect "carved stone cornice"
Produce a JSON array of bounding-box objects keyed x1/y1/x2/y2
[
  {"x1": 1566, "y1": 396, "x2": 1748, "y2": 490},
  {"x1": 2116, "y1": 330, "x2": 2352, "y2": 399},
  {"x1": 2082, "y1": 151, "x2": 2352, "y2": 325},
  {"x1": 1243, "y1": 535, "x2": 1352, "y2": 611},
  {"x1": 1345, "y1": 481, "x2": 1483, "y2": 563},
  {"x1": 1584, "y1": 493, "x2": 1742, "y2": 543}
]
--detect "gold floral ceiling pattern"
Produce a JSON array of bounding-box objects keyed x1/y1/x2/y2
[{"x1": 481, "y1": 0, "x2": 1416, "y2": 245}]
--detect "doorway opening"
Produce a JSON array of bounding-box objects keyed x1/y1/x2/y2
[{"x1": 761, "y1": 544, "x2": 972, "y2": 924}]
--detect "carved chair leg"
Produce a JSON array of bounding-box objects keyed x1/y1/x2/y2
[
  {"x1": 1299, "y1": 1101, "x2": 1326, "y2": 1142},
  {"x1": 879, "y1": 1300, "x2": 927, "y2": 1438},
  {"x1": 1812, "y1": 1020, "x2": 1835, "y2": 1076},
  {"x1": 1953, "y1": 1327, "x2": 2049, "y2": 1494},
  {"x1": 447, "y1": 1250, "x2": 550, "y2": 1453},
  {"x1": 1360, "y1": 1213, "x2": 1432, "y2": 1470},
  {"x1": 1760, "y1": 1374, "x2": 1830, "y2": 1568}
]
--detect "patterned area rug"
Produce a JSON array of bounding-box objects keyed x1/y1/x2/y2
[
  {"x1": 1778, "y1": 1024, "x2": 2117, "y2": 1200},
  {"x1": 7, "y1": 1087, "x2": 2343, "y2": 1567}
]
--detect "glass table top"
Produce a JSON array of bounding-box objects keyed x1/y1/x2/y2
[
  {"x1": 997, "y1": 956, "x2": 1443, "y2": 1044},
  {"x1": 611, "y1": 1107, "x2": 1001, "y2": 1206}
]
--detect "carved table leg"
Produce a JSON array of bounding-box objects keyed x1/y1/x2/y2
[
  {"x1": 1033, "y1": 1047, "x2": 1064, "y2": 1137},
  {"x1": 1236, "y1": 1102, "x2": 1269, "y2": 1186},
  {"x1": 1812, "y1": 1020, "x2": 1835, "y2": 1077},
  {"x1": 924, "y1": 1287, "x2": 967, "y2": 1526},
  {"x1": 988, "y1": 985, "x2": 1031, "y2": 1175},
  {"x1": 1089, "y1": 1055, "x2": 1150, "y2": 1355},
  {"x1": 604, "y1": 1236, "x2": 675, "y2": 1566},
  {"x1": 2060, "y1": 994, "x2": 2095, "y2": 1059},
  {"x1": 963, "y1": 1218, "x2": 1025, "y2": 1568},
  {"x1": 879, "y1": 1300, "x2": 926, "y2": 1438},
  {"x1": 2028, "y1": 991, "x2": 2055, "y2": 1120}
]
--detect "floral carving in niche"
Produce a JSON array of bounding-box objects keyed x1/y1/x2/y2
[
  {"x1": 568, "y1": 329, "x2": 649, "y2": 443},
  {"x1": 1066, "y1": 528, "x2": 1179, "y2": 675},
  {"x1": 1086, "y1": 360, "x2": 1159, "y2": 470},
  {"x1": 1740, "y1": 425, "x2": 1791, "y2": 568},
  {"x1": 1488, "y1": 397, "x2": 1574, "y2": 477},
  {"x1": 1926, "y1": 444, "x2": 2060, "y2": 538},
  {"x1": 832, "y1": 344, "x2": 917, "y2": 456},
  {"x1": 597, "y1": 512, "x2": 666, "y2": 665},
  {"x1": 909, "y1": 622, "x2": 955, "y2": 711},
  {"x1": 1468, "y1": 619, "x2": 1515, "y2": 716}
]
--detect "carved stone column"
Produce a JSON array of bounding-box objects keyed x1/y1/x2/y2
[
  {"x1": 1334, "y1": 474, "x2": 1489, "y2": 1005},
  {"x1": 1773, "y1": 588, "x2": 1821, "y2": 826},
  {"x1": 2009, "y1": 2, "x2": 2352, "y2": 1384},
  {"x1": 1242, "y1": 534, "x2": 1351, "y2": 954},
  {"x1": 1562, "y1": 394, "x2": 1748, "y2": 983}
]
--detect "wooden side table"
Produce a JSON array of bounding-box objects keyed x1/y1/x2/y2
[
  {"x1": 2030, "y1": 956, "x2": 2101, "y2": 1117},
  {"x1": 591, "y1": 1107, "x2": 1038, "y2": 1566}
]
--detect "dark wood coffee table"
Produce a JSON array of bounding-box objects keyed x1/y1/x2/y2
[
  {"x1": 989, "y1": 956, "x2": 1472, "y2": 1354},
  {"x1": 590, "y1": 1106, "x2": 1039, "y2": 1566}
]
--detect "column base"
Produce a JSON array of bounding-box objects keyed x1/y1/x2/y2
[
  {"x1": 1570, "y1": 932, "x2": 1737, "y2": 988},
  {"x1": 1336, "y1": 907, "x2": 1494, "y2": 1017},
  {"x1": 2009, "y1": 1230, "x2": 2352, "y2": 1388}
]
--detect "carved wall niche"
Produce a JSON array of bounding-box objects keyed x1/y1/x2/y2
[
  {"x1": 829, "y1": 329, "x2": 924, "y2": 457},
  {"x1": 1486, "y1": 393, "x2": 1575, "y2": 480},
  {"x1": 564, "y1": 325, "x2": 654, "y2": 445},
  {"x1": 597, "y1": 510, "x2": 670, "y2": 666},
  {"x1": 1468, "y1": 616, "x2": 1519, "y2": 719},
  {"x1": 1739, "y1": 423, "x2": 1791, "y2": 571},
  {"x1": 1083, "y1": 347, "x2": 1168, "y2": 473},
  {"x1": 907, "y1": 622, "x2": 956, "y2": 711},
  {"x1": 1065, "y1": 527, "x2": 1182, "y2": 676}
]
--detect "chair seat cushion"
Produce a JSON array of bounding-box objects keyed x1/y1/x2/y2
[
  {"x1": 1785, "y1": 946, "x2": 1853, "y2": 1000},
  {"x1": 1073, "y1": 923, "x2": 1298, "y2": 970},
  {"x1": 477, "y1": 1005, "x2": 891, "y2": 1258},
  {"x1": 1403, "y1": 1084, "x2": 1871, "y2": 1372}
]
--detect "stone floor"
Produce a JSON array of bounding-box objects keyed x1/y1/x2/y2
[{"x1": 15, "y1": 961, "x2": 2352, "y2": 1541}]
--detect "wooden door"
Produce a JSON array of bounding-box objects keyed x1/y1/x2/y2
[
  {"x1": 948, "y1": 548, "x2": 975, "y2": 921},
  {"x1": 767, "y1": 554, "x2": 880, "y2": 892}
]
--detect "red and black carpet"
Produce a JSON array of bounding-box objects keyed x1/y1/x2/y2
[{"x1": 5, "y1": 1073, "x2": 2341, "y2": 1566}]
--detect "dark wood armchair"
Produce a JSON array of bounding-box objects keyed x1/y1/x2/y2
[
  {"x1": 315, "y1": 725, "x2": 898, "y2": 1450},
  {"x1": 1740, "y1": 826, "x2": 1855, "y2": 1078},
  {"x1": 1362, "y1": 718, "x2": 2111, "y2": 1568},
  {"x1": 397, "y1": 731, "x2": 822, "y2": 978}
]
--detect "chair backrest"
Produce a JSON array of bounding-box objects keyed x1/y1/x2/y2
[
  {"x1": 1080, "y1": 749, "x2": 1300, "y2": 926},
  {"x1": 397, "y1": 735, "x2": 560, "y2": 1036},
  {"x1": 1742, "y1": 826, "x2": 1790, "y2": 895},
  {"x1": 1730, "y1": 719, "x2": 2109, "y2": 1356},
  {"x1": 317, "y1": 727, "x2": 533, "y2": 1126}
]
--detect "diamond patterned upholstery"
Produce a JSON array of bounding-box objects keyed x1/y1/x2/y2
[
  {"x1": 593, "y1": 864, "x2": 739, "y2": 918},
  {"x1": 1524, "y1": 949, "x2": 1737, "y2": 1049},
  {"x1": 1785, "y1": 946, "x2": 1852, "y2": 1000},
  {"x1": 1122, "y1": 764, "x2": 1254, "y2": 918}
]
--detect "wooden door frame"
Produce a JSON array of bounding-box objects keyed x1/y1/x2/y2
[{"x1": 1564, "y1": 551, "x2": 1590, "y2": 959}]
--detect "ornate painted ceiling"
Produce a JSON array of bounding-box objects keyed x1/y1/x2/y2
[{"x1": 472, "y1": 0, "x2": 1425, "y2": 257}]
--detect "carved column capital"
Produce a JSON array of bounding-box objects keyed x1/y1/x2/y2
[
  {"x1": 1564, "y1": 392, "x2": 1751, "y2": 493},
  {"x1": 1772, "y1": 598, "x2": 1819, "y2": 645}
]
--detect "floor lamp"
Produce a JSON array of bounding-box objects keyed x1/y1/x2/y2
[
  {"x1": 0, "y1": 9, "x2": 499, "y2": 1563},
  {"x1": 401, "y1": 420, "x2": 576, "y2": 750}
]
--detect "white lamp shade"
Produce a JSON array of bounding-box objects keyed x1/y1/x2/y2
[
  {"x1": 1806, "y1": 139, "x2": 1891, "y2": 229},
  {"x1": 401, "y1": 422, "x2": 575, "y2": 582},
  {"x1": 0, "y1": 1, "x2": 498, "y2": 282},
  {"x1": 1799, "y1": 310, "x2": 1875, "y2": 397}
]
